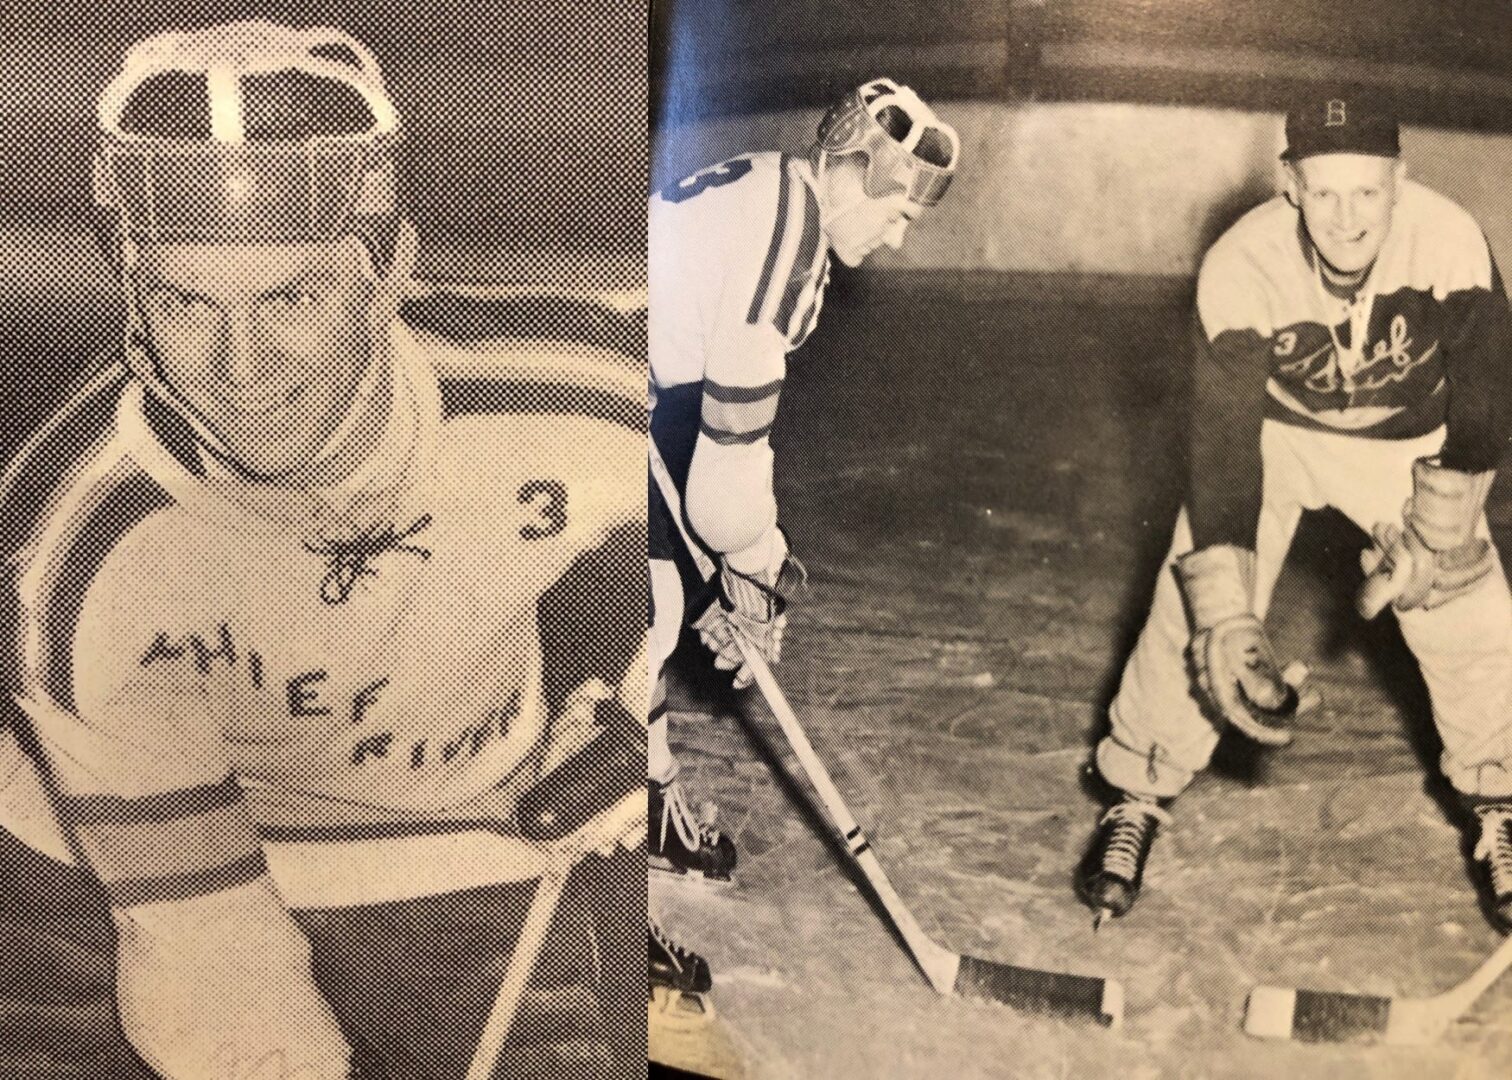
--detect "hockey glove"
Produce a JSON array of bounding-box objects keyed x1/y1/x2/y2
[
  {"x1": 692, "y1": 531, "x2": 804, "y2": 689},
  {"x1": 1176, "y1": 545, "x2": 1312, "y2": 747},
  {"x1": 1358, "y1": 458, "x2": 1497, "y2": 617}
]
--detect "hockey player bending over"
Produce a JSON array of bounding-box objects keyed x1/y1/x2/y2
[
  {"x1": 648, "y1": 79, "x2": 958, "y2": 994},
  {"x1": 1078, "y1": 92, "x2": 1512, "y2": 932},
  {"x1": 0, "y1": 22, "x2": 644, "y2": 1078}
]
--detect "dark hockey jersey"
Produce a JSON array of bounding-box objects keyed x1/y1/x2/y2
[{"x1": 1188, "y1": 180, "x2": 1512, "y2": 549}]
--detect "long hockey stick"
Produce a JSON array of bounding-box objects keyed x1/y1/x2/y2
[
  {"x1": 1245, "y1": 931, "x2": 1512, "y2": 1045},
  {"x1": 463, "y1": 786, "x2": 646, "y2": 1079},
  {"x1": 650, "y1": 443, "x2": 1123, "y2": 1025},
  {"x1": 465, "y1": 868, "x2": 572, "y2": 1080}
]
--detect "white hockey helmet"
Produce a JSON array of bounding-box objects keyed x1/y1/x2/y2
[
  {"x1": 815, "y1": 78, "x2": 959, "y2": 208},
  {"x1": 92, "y1": 21, "x2": 401, "y2": 257}
]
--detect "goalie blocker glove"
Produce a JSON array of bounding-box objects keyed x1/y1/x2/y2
[
  {"x1": 692, "y1": 529, "x2": 805, "y2": 689},
  {"x1": 1358, "y1": 457, "x2": 1497, "y2": 618},
  {"x1": 1175, "y1": 545, "x2": 1312, "y2": 746}
]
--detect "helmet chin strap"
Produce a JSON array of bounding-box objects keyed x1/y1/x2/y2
[{"x1": 815, "y1": 152, "x2": 876, "y2": 251}]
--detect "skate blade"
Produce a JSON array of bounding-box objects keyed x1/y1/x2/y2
[
  {"x1": 650, "y1": 987, "x2": 753, "y2": 1080},
  {"x1": 650, "y1": 984, "x2": 717, "y2": 1025},
  {"x1": 649, "y1": 854, "x2": 736, "y2": 890}
]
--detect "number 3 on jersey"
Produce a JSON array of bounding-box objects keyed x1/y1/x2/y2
[
  {"x1": 519, "y1": 479, "x2": 568, "y2": 540},
  {"x1": 660, "y1": 159, "x2": 753, "y2": 204}
]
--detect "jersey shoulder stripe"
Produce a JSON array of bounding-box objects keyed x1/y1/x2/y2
[
  {"x1": 438, "y1": 377, "x2": 645, "y2": 433},
  {"x1": 773, "y1": 179, "x2": 823, "y2": 335},
  {"x1": 401, "y1": 294, "x2": 645, "y2": 433},
  {"x1": 0, "y1": 362, "x2": 132, "y2": 559},
  {"x1": 36, "y1": 461, "x2": 174, "y2": 713},
  {"x1": 1, "y1": 364, "x2": 130, "y2": 701},
  {"x1": 746, "y1": 153, "x2": 795, "y2": 325},
  {"x1": 400, "y1": 292, "x2": 645, "y2": 368}
]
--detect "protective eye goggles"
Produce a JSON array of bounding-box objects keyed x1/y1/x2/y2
[{"x1": 94, "y1": 137, "x2": 396, "y2": 243}]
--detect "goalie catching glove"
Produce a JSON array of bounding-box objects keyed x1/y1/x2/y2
[
  {"x1": 1175, "y1": 545, "x2": 1315, "y2": 746},
  {"x1": 1357, "y1": 457, "x2": 1497, "y2": 618},
  {"x1": 693, "y1": 527, "x2": 805, "y2": 689}
]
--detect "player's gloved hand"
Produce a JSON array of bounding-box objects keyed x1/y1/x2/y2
[
  {"x1": 1358, "y1": 458, "x2": 1497, "y2": 618},
  {"x1": 1176, "y1": 544, "x2": 1315, "y2": 747},
  {"x1": 692, "y1": 529, "x2": 804, "y2": 689}
]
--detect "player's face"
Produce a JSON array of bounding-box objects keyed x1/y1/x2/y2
[
  {"x1": 133, "y1": 238, "x2": 380, "y2": 479},
  {"x1": 824, "y1": 163, "x2": 916, "y2": 267},
  {"x1": 1291, "y1": 154, "x2": 1404, "y2": 275}
]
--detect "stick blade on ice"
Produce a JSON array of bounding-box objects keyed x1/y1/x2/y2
[
  {"x1": 1245, "y1": 986, "x2": 1393, "y2": 1043},
  {"x1": 954, "y1": 955, "x2": 1123, "y2": 1027}
]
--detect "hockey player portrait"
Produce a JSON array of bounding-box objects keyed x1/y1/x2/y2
[
  {"x1": 647, "y1": 77, "x2": 958, "y2": 1012},
  {"x1": 1079, "y1": 91, "x2": 1512, "y2": 932},
  {"x1": 0, "y1": 17, "x2": 646, "y2": 1080}
]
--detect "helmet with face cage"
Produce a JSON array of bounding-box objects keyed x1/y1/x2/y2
[
  {"x1": 92, "y1": 21, "x2": 401, "y2": 259},
  {"x1": 815, "y1": 78, "x2": 958, "y2": 208}
]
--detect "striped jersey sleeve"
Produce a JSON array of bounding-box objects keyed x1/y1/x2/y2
[
  {"x1": 650, "y1": 152, "x2": 832, "y2": 558},
  {"x1": 702, "y1": 155, "x2": 829, "y2": 446},
  {"x1": 12, "y1": 451, "x2": 267, "y2": 910},
  {"x1": 4, "y1": 382, "x2": 349, "y2": 1075}
]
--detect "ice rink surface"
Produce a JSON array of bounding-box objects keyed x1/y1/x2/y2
[{"x1": 654, "y1": 273, "x2": 1512, "y2": 1079}]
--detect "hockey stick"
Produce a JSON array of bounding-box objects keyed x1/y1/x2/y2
[
  {"x1": 464, "y1": 868, "x2": 571, "y2": 1080},
  {"x1": 463, "y1": 786, "x2": 647, "y2": 1079},
  {"x1": 1245, "y1": 930, "x2": 1512, "y2": 1044},
  {"x1": 650, "y1": 442, "x2": 1123, "y2": 1025},
  {"x1": 735, "y1": 643, "x2": 1123, "y2": 1024}
]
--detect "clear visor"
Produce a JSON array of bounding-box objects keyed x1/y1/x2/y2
[
  {"x1": 98, "y1": 139, "x2": 390, "y2": 243},
  {"x1": 819, "y1": 94, "x2": 956, "y2": 209},
  {"x1": 865, "y1": 137, "x2": 954, "y2": 207}
]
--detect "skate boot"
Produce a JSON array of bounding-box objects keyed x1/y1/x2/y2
[
  {"x1": 650, "y1": 917, "x2": 712, "y2": 1004},
  {"x1": 649, "y1": 776, "x2": 737, "y2": 881},
  {"x1": 1473, "y1": 804, "x2": 1512, "y2": 932},
  {"x1": 1077, "y1": 793, "x2": 1171, "y2": 928},
  {"x1": 649, "y1": 918, "x2": 753, "y2": 1077}
]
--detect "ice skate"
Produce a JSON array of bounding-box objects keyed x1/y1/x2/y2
[
  {"x1": 1474, "y1": 804, "x2": 1512, "y2": 932},
  {"x1": 649, "y1": 918, "x2": 755, "y2": 1078},
  {"x1": 649, "y1": 776, "x2": 737, "y2": 883},
  {"x1": 1077, "y1": 794, "x2": 1171, "y2": 928}
]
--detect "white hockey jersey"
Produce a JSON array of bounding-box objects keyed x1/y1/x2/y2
[
  {"x1": 0, "y1": 296, "x2": 644, "y2": 1078},
  {"x1": 649, "y1": 152, "x2": 830, "y2": 560}
]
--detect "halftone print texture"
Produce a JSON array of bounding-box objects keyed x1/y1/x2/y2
[
  {"x1": 651, "y1": 2, "x2": 1512, "y2": 1079},
  {"x1": 0, "y1": 4, "x2": 646, "y2": 1079}
]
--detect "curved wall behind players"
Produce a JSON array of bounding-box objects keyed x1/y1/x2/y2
[{"x1": 656, "y1": 101, "x2": 1512, "y2": 282}]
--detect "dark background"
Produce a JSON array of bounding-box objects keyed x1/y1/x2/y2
[
  {"x1": 4, "y1": 0, "x2": 647, "y2": 254},
  {"x1": 653, "y1": 0, "x2": 1512, "y2": 131}
]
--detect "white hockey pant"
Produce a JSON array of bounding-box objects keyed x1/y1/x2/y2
[
  {"x1": 1098, "y1": 422, "x2": 1512, "y2": 800},
  {"x1": 648, "y1": 558, "x2": 683, "y2": 785}
]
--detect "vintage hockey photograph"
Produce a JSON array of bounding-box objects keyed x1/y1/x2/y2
[
  {"x1": 649, "y1": 1, "x2": 1512, "y2": 1077},
  {"x1": 0, "y1": 3, "x2": 647, "y2": 1078}
]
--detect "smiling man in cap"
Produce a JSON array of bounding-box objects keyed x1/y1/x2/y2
[{"x1": 1075, "y1": 89, "x2": 1512, "y2": 932}]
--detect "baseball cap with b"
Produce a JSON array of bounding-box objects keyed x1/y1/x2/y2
[{"x1": 1281, "y1": 91, "x2": 1400, "y2": 161}]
